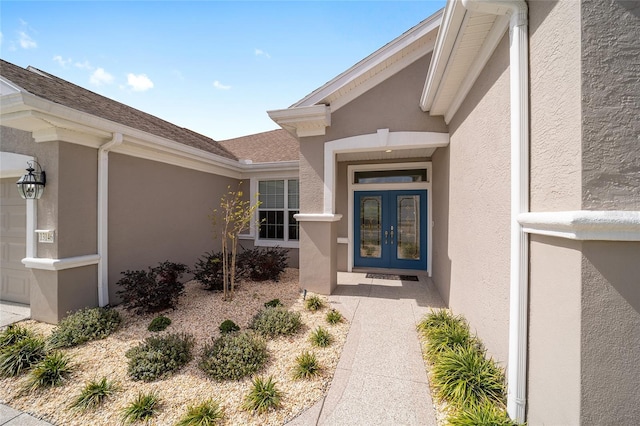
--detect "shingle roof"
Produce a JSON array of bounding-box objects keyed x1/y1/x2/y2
[
  {"x1": 0, "y1": 59, "x2": 236, "y2": 160},
  {"x1": 218, "y1": 129, "x2": 299, "y2": 163}
]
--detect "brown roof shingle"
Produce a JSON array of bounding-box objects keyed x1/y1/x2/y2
[
  {"x1": 0, "y1": 59, "x2": 236, "y2": 160},
  {"x1": 218, "y1": 129, "x2": 299, "y2": 163}
]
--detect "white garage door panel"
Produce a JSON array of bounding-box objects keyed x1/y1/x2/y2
[{"x1": 0, "y1": 178, "x2": 30, "y2": 304}]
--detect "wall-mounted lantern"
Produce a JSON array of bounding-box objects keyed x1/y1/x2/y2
[{"x1": 16, "y1": 161, "x2": 46, "y2": 200}]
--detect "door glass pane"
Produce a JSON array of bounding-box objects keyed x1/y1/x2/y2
[
  {"x1": 360, "y1": 196, "x2": 381, "y2": 258},
  {"x1": 397, "y1": 195, "x2": 420, "y2": 260},
  {"x1": 354, "y1": 169, "x2": 427, "y2": 184}
]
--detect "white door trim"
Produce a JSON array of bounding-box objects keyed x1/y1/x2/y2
[{"x1": 347, "y1": 162, "x2": 432, "y2": 275}]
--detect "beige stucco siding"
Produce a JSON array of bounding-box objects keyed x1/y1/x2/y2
[
  {"x1": 326, "y1": 54, "x2": 447, "y2": 142},
  {"x1": 527, "y1": 235, "x2": 582, "y2": 426},
  {"x1": 580, "y1": 241, "x2": 640, "y2": 424},
  {"x1": 298, "y1": 136, "x2": 326, "y2": 214},
  {"x1": 581, "y1": 0, "x2": 640, "y2": 210},
  {"x1": 107, "y1": 153, "x2": 239, "y2": 303},
  {"x1": 434, "y1": 33, "x2": 511, "y2": 363}
]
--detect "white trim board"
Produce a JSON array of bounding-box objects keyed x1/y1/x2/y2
[
  {"x1": 22, "y1": 254, "x2": 100, "y2": 271},
  {"x1": 519, "y1": 211, "x2": 640, "y2": 241}
]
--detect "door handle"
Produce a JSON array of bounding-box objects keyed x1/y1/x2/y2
[
  {"x1": 384, "y1": 230, "x2": 389, "y2": 244},
  {"x1": 390, "y1": 226, "x2": 394, "y2": 244}
]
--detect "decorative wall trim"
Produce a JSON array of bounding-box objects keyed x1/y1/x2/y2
[
  {"x1": 519, "y1": 211, "x2": 640, "y2": 241},
  {"x1": 294, "y1": 213, "x2": 343, "y2": 222},
  {"x1": 267, "y1": 105, "x2": 331, "y2": 137},
  {"x1": 22, "y1": 254, "x2": 100, "y2": 271}
]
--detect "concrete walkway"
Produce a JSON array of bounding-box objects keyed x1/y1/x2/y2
[
  {"x1": 287, "y1": 271, "x2": 445, "y2": 426},
  {"x1": 0, "y1": 272, "x2": 445, "y2": 426}
]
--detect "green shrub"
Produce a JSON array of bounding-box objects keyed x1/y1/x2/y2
[
  {"x1": 432, "y1": 345, "x2": 506, "y2": 409},
  {"x1": 24, "y1": 351, "x2": 73, "y2": 391},
  {"x1": 48, "y1": 307, "x2": 121, "y2": 349},
  {"x1": 116, "y1": 261, "x2": 188, "y2": 314},
  {"x1": 426, "y1": 321, "x2": 478, "y2": 361},
  {"x1": 193, "y1": 251, "x2": 225, "y2": 291},
  {"x1": 249, "y1": 307, "x2": 302, "y2": 337},
  {"x1": 69, "y1": 377, "x2": 118, "y2": 411},
  {"x1": 417, "y1": 309, "x2": 461, "y2": 336},
  {"x1": 219, "y1": 320, "x2": 240, "y2": 334},
  {"x1": 148, "y1": 315, "x2": 172, "y2": 332},
  {"x1": 237, "y1": 246, "x2": 288, "y2": 281},
  {"x1": 125, "y1": 333, "x2": 193, "y2": 382},
  {"x1": 447, "y1": 401, "x2": 518, "y2": 426},
  {"x1": 326, "y1": 309, "x2": 343, "y2": 325},
  {"x1": 0, "y1": 324, "x2": 34, "y2": 349},
  {"x1": 199, "y1": 332, "x2": 267, "y2": 381},
  {"x1": 121, "y1": 391, "x2": 160, "y2": 424},
  {"x1": 309, "y1": 327, "x2": 332, "y2": 348},
  {"x1": 0, "y1": 335, "x2": 46, "y2": 377},
  {"x1": 305, "y1": 295, "x2": 325, "y2": 312},
  {"x1": 264, "y1": 299, "x2": 282, "y2": 308},
  {"x1": 293, "y1": 351, "x2": 321, "y2": 380},
  {"x1": 176, "y1": 399, "x2": 225, "y2": 426},
  {"x1": 242, "y1": 375, "x2": 282, "y2": 414}
]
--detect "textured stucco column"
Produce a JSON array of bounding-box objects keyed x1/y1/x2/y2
[{"x1": 297, "y1": 216, "x2": 341, "y2": 295}]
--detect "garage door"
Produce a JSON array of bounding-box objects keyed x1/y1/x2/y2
[{"x1": 1, "y1": 178, "x2": 31, "y2": 304}]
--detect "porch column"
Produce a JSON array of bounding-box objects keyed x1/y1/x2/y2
[{"x1": 295, "y1": 214, "x2": 342, "y2": 295}]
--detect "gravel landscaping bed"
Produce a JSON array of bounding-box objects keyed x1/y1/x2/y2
[{"x1": 0, "y1": 268, "x2": 349, "y2": 425}]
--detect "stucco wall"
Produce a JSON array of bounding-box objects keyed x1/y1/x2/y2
[
  {"x1": 326, "y1": 54, "x2": 447, "y2": 142},
  {"x1": 107, "y1": 153, "x2": 239, "y2": 303},
  {"x1": 435, "y1": 33, "x2": 511, "y2": 363},
  {"x1": 527, "y1": 236, "x2": 582, "y2": 426},
  {"x1": 581, "y1": 0, "x2": 640, "y2": 210},
  {"x1": 298, "y1": 135, "x2": 326, "y2": 214}
]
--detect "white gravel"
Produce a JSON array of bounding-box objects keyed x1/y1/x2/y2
[{"x1": 0, "y1": 269, "x2": 349, "y2": 425}]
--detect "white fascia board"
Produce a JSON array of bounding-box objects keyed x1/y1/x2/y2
[
  {"x1": 293, "y1": 10, "x2": 443, "y2": 108},
  {"x1": 519, "y1": 211, "x2": 640, "y2": 241},
  {"x1": 294, "y1": 213, "x2": 343, "y2": 222},
  {"x1": 267, "y1": 105, "x2": 330, "y2": 137},
  {"x1": 420, "y1": 1, "x2": 467, "y2": 112},
  {"x1": 443, "y1": 13, "x2": 509, "y2": 123},
  {"x1": 0, "y1": 77, "x2": 25, "y2": 96}
]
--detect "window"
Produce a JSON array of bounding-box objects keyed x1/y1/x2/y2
[{"x1": 258, "y1": 179, "x2": 299, "y2": 242}]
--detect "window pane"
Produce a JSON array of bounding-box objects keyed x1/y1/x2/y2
[
  {"x1": 288, "y1": 179, "x2": 299, "y2": 209},
  {"x1": 354, "y1": 169, "x2": 427, "y2": 184},
  {"x1": 259, "y1": 210, "x2": 284, "y2": 240},
  {"x1": 288, "y1": 210, "x2": 299, "y2": 241},
  {"x1": 397, "y1": 195, "x2": 420, "y2": 260},
  {"x1": 259, "y1": 180, "x2": 284, "y2": 209},
  {"x1": 360, "y1": 196, "x2": 381, "y2": 258}
]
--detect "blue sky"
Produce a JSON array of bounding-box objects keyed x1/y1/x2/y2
[{"x1": 1, "y1": 1, "x2": 445, "y2": 140}]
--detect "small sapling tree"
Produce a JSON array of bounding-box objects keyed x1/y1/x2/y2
[{"x1": 213, "y1": 183, "x2": 261, "y2": 300}]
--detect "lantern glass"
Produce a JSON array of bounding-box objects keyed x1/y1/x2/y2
[{"x1": 16, "y1": 164, "x2": 46, "y2": 200}]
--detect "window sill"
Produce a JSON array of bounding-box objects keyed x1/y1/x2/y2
[{"x1": 255, "y1": 239, "x2": 299, "y2": 249}]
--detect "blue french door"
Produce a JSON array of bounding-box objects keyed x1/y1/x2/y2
[{"x1": 354, "y1": 190, "x2": 427, "y2": 270}]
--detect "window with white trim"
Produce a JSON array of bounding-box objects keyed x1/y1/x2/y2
[{"x1": 258, "y1": 179, "x2": 299, "y2": 241}]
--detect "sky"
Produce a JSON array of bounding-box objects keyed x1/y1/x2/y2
[{"x1": 1, "y1": 1, "x2": 445, "y2": 141}]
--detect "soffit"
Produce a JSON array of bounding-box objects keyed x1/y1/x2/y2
[
  {"x1": 421, "y1": 0, "x2": 509, "y2": 123},
  {"x1": 337, "y1": 147, "x2": 436, "y2": 162}
]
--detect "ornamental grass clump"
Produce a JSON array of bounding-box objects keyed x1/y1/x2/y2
[
  {"x1": 249, "y1": 307, "x2": 302, "y2": 338},
  {"x1": 326, "y1": 309, "x2": 343, "y2": 325},
  {"x1": 48, "y1": 307, "x2": 121, "y2": 349},
  {"x1": 125, "y1": 333, "x2": 194, "y2": 382},
  {"x1": 309, "y1": 326, "x2": 332, "y2": 348},
  {"x1": 242, "y1": 375, "x2": 282, "y2": 414},
  {"x1": 0, "y1": 335, "x2": 46, "y2": 377},
  {"x1": 23, "y1": 351, "x2": 73, "y2": 391},
  {"x1": 199, "y1": 332, "x2": 267, "y2": 381},
  {"x1": 292, "y1": 351, "x2": 321, "y2": 380},
  {"x1": 175, "y1": 399, "x2": 225, "y2": 426},
  {"x1": 69, "y1": 377, "x2": 118, "y2": 411},
  {"x1": 121, "y1": 391, "x2": 160, "y2": 424},
  {"x1": 447, "y1": 401, "x2": 519, "y2": 426},
  {"x1": 0, "y1": 324, "x2": 33, "y2": 349},
  {"x1": 305, "y1": 295, "x2": 324, "y2": 312}
]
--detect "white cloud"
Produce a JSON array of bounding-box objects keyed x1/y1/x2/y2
[
  {"x1": 18, "y1": 31, "x2": 37, "y2": 49},
  {"x1": 75, "y1": 60, "x2": 93, "y2": 70},
  {"x1": 254, "y1": 48, "x2": 271, "y2": 59},
  {"x1": 90, "y1": 68, "x2": 114, "y2": 86},
  {"x1": 213, "y1": 80, "x2": 231, "y2": 90},
  {"x1": 127, "y1": 73, "x2": 154, "y2": 92},
  {"x1": 53, "y1": 55, "x2": 72, "y2": 68}
]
